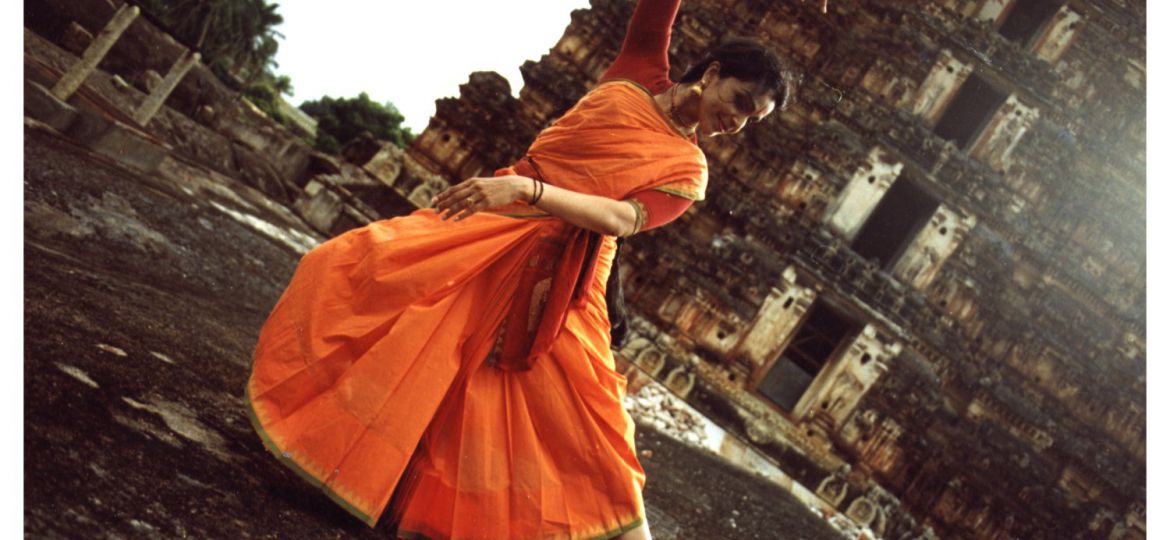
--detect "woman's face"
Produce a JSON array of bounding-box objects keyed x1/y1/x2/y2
[{"x1": 696, "y1": 67, "x2": 777, "y2": 138}]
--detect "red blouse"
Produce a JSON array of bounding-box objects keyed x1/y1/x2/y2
[{"x1": 598, "y1": 0, "x2": 694, "y2": 232}]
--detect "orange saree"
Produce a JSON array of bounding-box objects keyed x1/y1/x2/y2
[{"x1": 246, "y1": 81, "x2": 707, "y2": 539}]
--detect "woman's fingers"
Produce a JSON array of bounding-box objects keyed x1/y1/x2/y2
[
  {"x1": 433, "y1": 181, "x2": 474, "y2": 218},
  {"x1": 449, "y1": 193, "x2": 481, "y2": 221},
  {"x1": 434, "y1": 181, "x2": 479, "y2": 220},
  {"x1": 432, "y1": 177, "x2": 510, "y2": 221},
  {"x1": 433, "y1": 182, "x2": 471, "y2": 207}
]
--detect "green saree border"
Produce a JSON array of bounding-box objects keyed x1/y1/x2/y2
[
  {"x1": 243, "y1": 385, "x2": 379, "y2": 527},
  {"x1": 587, "y1": 515, "x2": 645, "y2": 540},
  {"x1": 649, "y1": 185, "x2": 703, "y2": 201},
  {"x1": 246, "y1": 392, "x2": 646, "y2": 537},
  {"x1": 395, "y1": 515, "x2": 645, "y2": 540}
]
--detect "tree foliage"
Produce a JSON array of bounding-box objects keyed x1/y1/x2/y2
[
  {"x1": 299, "y1": 93, "x2": 415, "y2": 153},
  {"x1": 139, "y1": 0, "x2": 284, "y2": 85},
  {"x1": 244, "y1": 72, "x2": 293, "y2": 121}
]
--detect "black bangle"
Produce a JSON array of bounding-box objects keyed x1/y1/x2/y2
[
  {"x1": 529, "y1": 177, "x2": 539, "y2": 205},
  {"x1": 533, "y1": 180, "x2": 545, "y2": 204}
]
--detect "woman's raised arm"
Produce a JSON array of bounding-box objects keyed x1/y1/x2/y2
[{"x1": 599, "y1": 0, "x2": 681, "y2": 92}]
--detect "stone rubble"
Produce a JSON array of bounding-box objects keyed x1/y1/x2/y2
[{"x1": 623, "y1": 380, "x2": 708, "y2": 449}]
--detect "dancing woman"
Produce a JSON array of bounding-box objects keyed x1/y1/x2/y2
[{"x1": 246, "y1": 0, "x2": 794, "y2": 538}]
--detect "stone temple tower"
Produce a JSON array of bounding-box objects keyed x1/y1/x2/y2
[{"x1": 407, "y1": 1, "x2": 1146, "y2": 538}]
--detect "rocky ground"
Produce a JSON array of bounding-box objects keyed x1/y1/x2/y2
[{"x1": 24, "y1": 122, "x2": 845, "y2": 540}]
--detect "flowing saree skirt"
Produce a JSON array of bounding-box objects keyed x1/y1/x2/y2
[{"x1": 245, "y1": 209, "x2": 645, "y2": 539}]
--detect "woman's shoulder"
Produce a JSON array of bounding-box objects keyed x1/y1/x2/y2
[
  {"x1": 548, "y1": 81, "x2": 661, "y2": 130},
  {"x1": 587, "y1": 79, "x2": 656, "y2": 101}
]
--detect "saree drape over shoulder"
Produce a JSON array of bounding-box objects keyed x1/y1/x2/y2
[{"x1": 246, "y1": 81, "x2": 706, "y2": 539}]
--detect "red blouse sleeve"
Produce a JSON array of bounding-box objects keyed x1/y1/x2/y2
[
  {"x1": 627, "y1": 189, "x2": 692, "y2": 232},
  {"x1": 599, "y1": 0, "x2": 681, "y2": 94}
]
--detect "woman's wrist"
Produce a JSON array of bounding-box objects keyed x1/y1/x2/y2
[
  {"x1": 511, "y1": 175, "x2": 543, "y2": 205},
  {"x1": 510, "y1": 175, "x2": 536, "y2": 203}
]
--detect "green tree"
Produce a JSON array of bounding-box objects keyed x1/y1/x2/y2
[
  {"x1": 141, "y1": 0, "x2": 299, "y2": 128},
  {"x1": 140, "y1": 0, "x2": 284, "y2": 84},
  {"x1": 299, "y1": 93, "x2": 415, "y2": 153},
  {"x1": 244, "y1": 71, "x2": 293, "y2": 121}
]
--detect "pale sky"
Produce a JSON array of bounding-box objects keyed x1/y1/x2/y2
[{"x1": 273, "y1": 1, "x2": 592, "y2": 133}]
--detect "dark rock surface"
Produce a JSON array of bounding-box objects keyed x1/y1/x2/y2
[{"x1": 24, "y1": 123, "x2": 843, "y2": 540}]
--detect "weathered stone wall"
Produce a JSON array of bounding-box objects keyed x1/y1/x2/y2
[{"x1": 407, "y1": 0, "x2": 1146, "y2": 538}]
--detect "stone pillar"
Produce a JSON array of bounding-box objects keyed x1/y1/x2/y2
[
  {"x1": 51, "y1": 4, "x2": 140, "y2": 101},
  {"x1": 892, "y1": 205, "x2": 977, "y2": 290},
  {"x1": 825, "y1": 147, "x2": 902, "y2": 242},
  {"x1": 734, "y1": 266, "x2": 815, "y2": 375},
  {"x1": 911, "y1": 50, "x2": 972, "y2": 125},
  {"x1": 133, "y1": 50, "x2": 201, "y2": 126},
  {"x1": 969, "y1": 94, "x2": 1039, "y2": 172},
  {"x1": 974, "y1": 0, "x2": 1012, "y2": 25},
  {"x1": 1033, "y1": 6, "x2": 1082, "y2": 63}
]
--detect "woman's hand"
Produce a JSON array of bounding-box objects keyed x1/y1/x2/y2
[{"x1": 432, "y1": 175, "x2": 532, "y2": 221}]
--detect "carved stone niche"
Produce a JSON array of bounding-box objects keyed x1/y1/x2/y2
[
  {"x1": 634, "y1": 347, "x2": 666, "y2": 378},
  {"x1": 862, "y1": 417, "x2": 907, "y2": 476},
  {"x1": 926, "y1": 273, "x2": 980, "y2": 324},
  {"x1": 361, "y1": 142, "x2": 404, "y2": 189},
  {"x1": 776, "y1": 160, "x2": 835, "y2": 220},
  {"x1": 969, "y1": 93, "x2": 1040, "y2": 172},
  {"x1": 1117, "y1": 331, "x2": 1145, "y2": 362},
  {"x1": 824, "y1": 147, "x2": 903, "y2": 242},
  {"x1": 845, "y1": 493, "x2": 881, "y2": 528},
  {"x1": 553, "y1": 32, "x2": 590, "y2": 64},
  {"x1": 891, "y1": 204, "x2": 977, "y2": 290},
  {"x1": 860, "y1": 57, "x2": 917, "y2": 111},
  {"x1": 665, "y1": 366, "x2": 696, "y2": 398},
  {"x1": 616, "y1": 335, "x2": 653, "y2": 364},
  {"x1": 409, "y1": 117, "x2": 472, "y2": 181},
  {"x1": 816, "y1": 465, "x2": 852, "y2": 508},
  {"x1": 911, "y1": 49, "x2": 973, "y2": 126},
  {"x1": 694, "y1": 310, "x2": 745, "y2": 357},
  {"x1": 792, "y1": 324, "x2": 902, "y2": 428},
  {"x1": 733, "y1": 266, "x2": 816, "y2": 373}
]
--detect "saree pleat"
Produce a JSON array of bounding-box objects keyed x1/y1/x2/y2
[
  {"x1": 249, "y1": 211, "x2": 548, "y2": 523},
  {"x1": 391, "y1": 237, "x2": 646, "y2": 539}
]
